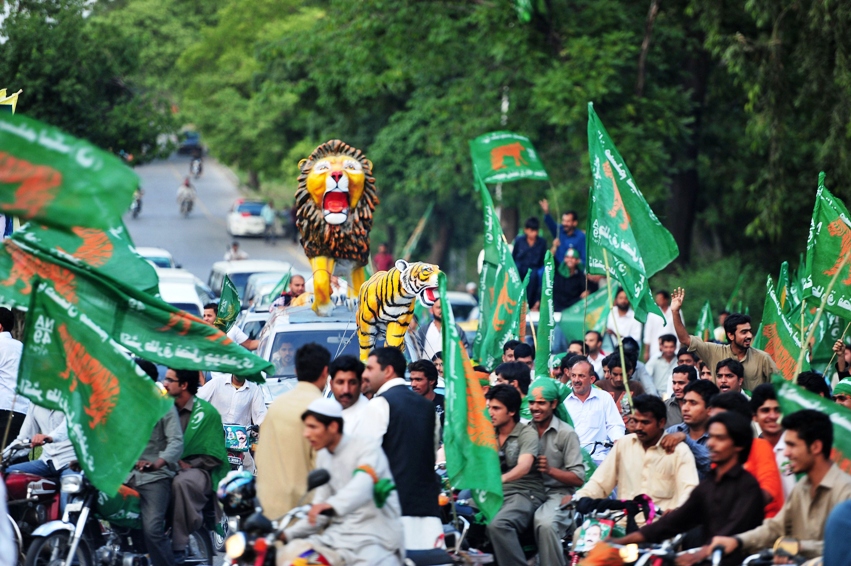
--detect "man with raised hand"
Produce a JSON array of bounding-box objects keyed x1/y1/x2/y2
[{"x1": 671, "y1": 288, "x2": 777, "y2": 391}]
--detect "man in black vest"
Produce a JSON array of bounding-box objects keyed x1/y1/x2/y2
[{"x1": 360, "y1": 347, "x2": 442, "y2": 551}]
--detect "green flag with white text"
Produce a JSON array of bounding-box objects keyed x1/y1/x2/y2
[
  {"x1": 215, "y1": 275, "x2": 240, "y2": 332},
  {"x1": 440, "y1": 272, "x2": 503, "y2": 522},
  {"x1": 19, "y1": 282, "x2": 174, "y2": 495},
  {"x1": 0, "y1": 113, "x2": 138, "y2": 230},
  {"x1": 535, "y1": 251, "x2": 555, "y2": 378},
  {"x1": 761, "y1": 276, "x2": 808, "y2": 381},
  {"x1": 470, "y1": 132, "x2": 548, "y2": 183},
  {"x1": 559, "y1": 286, "x2": 611, "y2": 342},
  {"x1": 586, "y1": 103, "x2": 678, "y2": 323},
  {"x1": 802, "y1": 173, "x2": 851, "y2": 319},
  {"x1": 695, "y1": 301, "x2": 713, "y2": 342}
]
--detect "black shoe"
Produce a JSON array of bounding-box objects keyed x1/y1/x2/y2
[{"x1": 174, "y1": 550, "x2": 186, "y2": 565}]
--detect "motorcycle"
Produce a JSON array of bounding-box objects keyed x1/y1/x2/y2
[
  {"x1": 24, "y1": 469, "x2": 213, "y2": 566},
  {"x1": 220, "y1": 469, "x2": 455, "y2": 566},
  {"x1": 130, "y1": 194, "x2": 142, "y2": 219},
  {"x1": 2, "y1": 438, "x2": 62, "y2": 565},
  {"x1": 190, "y1": 159, "x2": 203, "y2": 179},
  {"x1": 215, "y1": 424, "x2": 259, "y2": 553},
  {"x1": 741, "y1": 537, "x2": 816, "y2": 566},
  {"x1": 178, "y1": 191, "x2": 195, "y2": 218}
]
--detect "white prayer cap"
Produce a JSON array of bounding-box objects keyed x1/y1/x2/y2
[{"x1": 306, "y1": 397, "x2": 344, "y2": 419}]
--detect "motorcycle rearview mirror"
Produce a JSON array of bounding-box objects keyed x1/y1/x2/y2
[
  {"x1": 306, "y1": 469, "x2": 330, "y2": 492},
  {"x1": 243, "y1": 511, "x2": 274, "y2": 535}
]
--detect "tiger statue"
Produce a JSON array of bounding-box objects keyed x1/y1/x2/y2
[
  {"x1": 295, "y1": 140, "x2": 379, "y2": 316},
  {"x1": 357, "y1": 259, "x2": 439, "y2": 360}
]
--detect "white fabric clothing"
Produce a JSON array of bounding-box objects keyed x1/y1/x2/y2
[
  {"x1": 224, "y1": 249, "x2": 249, "y2": 261},
  {"x1": 197, "y1": 377, "x2": 266, "y2": 426},
  {"x1": 606, "y1": 308, "x2": 643, "y2": 345},
  {"x1": 359, "y1": 378, "x2": 441, "y2": 454},
  {"x1": 17, "y1": 405, "x2": 75, "y2": 469},
  {"x1": 646, "y1": 356, "x2": 677, "y2": 398},
  {"x1": 0, "y1": 332, "x2": 26, "y2": 414},
  {"x1": 423, "y1": 323, "x2": 442, "y2": 360},
  {"x1": 642, "y1": 307, "x2": 683, "y2": 359},
  {"x1": 772, "y1": 435, "x2": 796, "y2": 499},
  {"x1": 633, "y1": 361, "x2": 658, "y2": 397},
  {"x1": 342, "y1": 395, "x2": 370, "y2": 436},
  {"x1": 227, "y1": 326, "x2": 249, "y2": 346},
  {"x1": 564, "y1": 387, "x2": 625, "y2": 463},
  {"x1": 283, "y1": 434, "x2": 403, "y2": 565},
  {"x1": 586, "y1": 351, "x2": 606, "y2": 381}
]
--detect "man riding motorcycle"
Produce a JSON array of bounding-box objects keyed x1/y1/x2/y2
[{"x1": 176, "y1": 178, "x2": 196, "y2": 211}]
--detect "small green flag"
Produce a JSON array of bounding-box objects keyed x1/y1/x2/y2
[
  {"x1": 773, "y1": 376, "x2": 851, "y2": 468},
  {"x1": 777, "y1": 262, "x2": 790, "y2": 313},
  {"x1": 695, "y1": 301, "x2": 713, "y2": 342},
  {"x1": 0, "y1": 113, "x2": 138, "y2": 230},
  {"x1": 472, "y1": 173, "x2": 528, "y2": 368},
  {"x1": 811, "y1": 312, "x2": 846, "y2": 364},
  {"x1": 558, "y1": 286, "x2": 611, "y2": 342},
  {"x1": 0, "y1": 239, "x2": 273, "y2": 380},
  {"x1": 11, "y1": 221, "x2": 159, "y2": 295},
  {"x1": 266, "y1": 269, "x2": 292, "y2": 305},
  {"x1": 215, "y1": 275, "x2": 240, "y2": 332},
  {"x1": 585, "y1": 103, "x2": 678, "y2": 323},
  {"x1": 534, "y1": 251, "x2": 555, "y2": 379},
  {"x1": 470, "y1": 132, "x2": 548, "y2": 184},
  {"x1": 761, "y1": 276, "x2": 809, "y2": 381},
  {"x1": 802, "y1": 173, "x2": 851, "y2": 319},
  {"x1": 19, "y1": 282, "x2": 174, "y2": 495},
  {"x1": 440, "y1": 272, "x2": 503, "y2": 522}
]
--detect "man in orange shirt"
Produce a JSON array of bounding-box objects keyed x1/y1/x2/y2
[{"x1": 708, "y1": 392, "x2": 783, "y2": 518}]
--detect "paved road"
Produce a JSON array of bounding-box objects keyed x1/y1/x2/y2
[{"x1": 125, "y1": 154, "x2": 309, "y2": 285}]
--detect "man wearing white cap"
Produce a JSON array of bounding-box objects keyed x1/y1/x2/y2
[{"x1": 279, "y1": 398, "x2": 403, "y2": 566}]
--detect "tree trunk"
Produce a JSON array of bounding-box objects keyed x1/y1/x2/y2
[
  {"x1": 500, "y1": 206, "x2": 519, "y2": 242},
  {"x1": 666, "y1": 49, "x2": 710, "y2": 265},
  {"x1": 247, "y1": 169, "x2": 261, "y2": 191},
  {"x1": 427, "y1": 213, "x2": 453, "y2": 266}
]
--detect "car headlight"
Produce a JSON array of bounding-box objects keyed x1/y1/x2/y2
[
  {"x1": 224, "y1": 533, "x2": 246, "y2": 559},
  {"x1": 60, "y1": 475, "x2": 83, "y2": 494}
]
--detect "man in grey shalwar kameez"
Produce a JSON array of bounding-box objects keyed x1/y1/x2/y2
[{"x1": 279, "y1": 398, "x2": 403, "y2": 566}]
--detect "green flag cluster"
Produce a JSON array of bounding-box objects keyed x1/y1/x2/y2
[
  {"x1": 439, "y1": 272, "x2": 503, "y2": 523},
  {"x1": 558, "y1": 286, "x2": 611, "y2": 341},
  {"x1": 472, "y1": 174, "x2": 528, "y2": 368},
  {"x1": 19, "y1": 283, "x2": 174, "y2": 495},
  {"x1": 215, "y1": 275, "x2": 240, "y2": 332},
  {"x1": 760, "y1": 276, "x2": 809, "y2": 380},
  {"x1": 470, "y1": 131, "x2": 548, "y2": 183},
  {"x1": 534, "y1": 251, "x2": 555, "y2": 379},
  {"x1": 0, "y1": 113, "x2": 138, "y2": 229},
  {"x1": 585, "y1": 103, "x2": 678, "y2": 323}
]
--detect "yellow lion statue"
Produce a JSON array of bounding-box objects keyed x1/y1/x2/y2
[
  {"x1": 357, "y1": 259, "x2": 439, "y2": 360},
  {"x1": 295, "y1": 140, "x2": 379, "y2": 316}
]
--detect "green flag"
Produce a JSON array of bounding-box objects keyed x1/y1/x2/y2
[
  {"x1": 777, "y1": 262, "x2": 790, "y2": 313},
  {"x1": 535, "y1": 251, "x2": 555, "y2": 378},
  {"x1": 811, "y1": 312, "x2": 846, "y2": 365},
  {"x1": 0, "y1": 239, "x2": 273, "y2": 380},
  {"x1": 761, "y1": 276, "x2": 809, "y2": 381},
  {"x1": 470, "y1": 132, "x2": 548, "y2": 183},
  {"x1": 772, "y1": 376, "x2": 851, "y2": 470},
  {"x1": 11, "y1": 221, "x2": 159, "y2": 295},
  {"x1": 440, "y1": 272, "x2": 503, "y2": 522},
  {"x1": 802, "y1": 172, "x2": 851, "y2": 319},
  {"x1": 265, "y1": 269, "x2": 292, "y2": 305},
  {"x1": 695, "y1": 300, "x2": 713, "y2": 342},
  {"x1": 215, "y1": 275, "x2": 240, "y2": 332},
  {"x1": 585, "y1": 103, "x2": 678, "y2": 323},
  {"x1": 19, "y1": 282, "x2": 174, "y2": 495},
  {"x1": 558, "y1": 286, "x2": 611, "y2": 341},
  {"x1": 0, "y1": 113, "x2": 138, "y2": 230},
  {"x1": 472, "y1": 174, "x2": 527, "y2": 368}
]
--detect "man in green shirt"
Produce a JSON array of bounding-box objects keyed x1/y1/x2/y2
[
  {"x1": 485, "y1": 384, "x2": 545, "y2": 566},
  {"x1": 670, "y1": 288, "x2": 778, "y2": 391}
]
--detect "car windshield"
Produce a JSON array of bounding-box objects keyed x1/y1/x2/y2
[
  {"x1": 146, "y1": 256, "x2": 173, "y2": 268},
  {"x1": 236, "y1": 202, "x2": 265, "y2": 215},
  {"x1": 242, "y1": 319, "x2": 266, "y2": 340},
  {"x1": 228, "y1": 273, "x2": 254, "y2": 297},
  {"x1": 269, "y1": 329, "x2": 360, "y2": 378},
  {"x1": 450, "y1": 303, "x2": 476, "y2": 321}
]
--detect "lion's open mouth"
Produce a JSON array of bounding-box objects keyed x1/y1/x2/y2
[
  {"x1": 421, "y1": 286, "x2": 438, "y2": 305},
  {"x1": 323, "y1": 190, "x2": 349, "y2": 214}
]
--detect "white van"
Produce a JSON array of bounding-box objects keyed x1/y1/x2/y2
[{"x1": 207, "y1": 260, "x2": 292, "y2": 299}]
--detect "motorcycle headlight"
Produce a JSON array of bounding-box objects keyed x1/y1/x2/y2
[
  {"x1": 60, "y1": 475, "x2": 83, "y2": 494},
  {"x1": 225, "y1": 533, "x2": 246, "y2": 559}
]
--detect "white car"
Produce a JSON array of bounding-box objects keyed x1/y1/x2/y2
[
  {"x1": 155, "y1": 268, "x2": 205, "y2": 316},
  {"x1": 207, "y1": 260, "x2": 292, "y2": 299},
  {"x1": 137, "y1": 247, "x2": 179, "y2": 269},
  {"x1": 226, "y1": 199, "x2": 268, "y2": 237}
]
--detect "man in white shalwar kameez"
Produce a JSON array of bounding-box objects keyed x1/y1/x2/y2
[{"x1": 279, "y1": 398, "x2": 403, "y2": 566}]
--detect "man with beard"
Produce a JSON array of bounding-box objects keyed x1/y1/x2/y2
[
  {"x1": 271, "y1": 274, "x2": 306, "y2": 308},
  {"x1": 583, "y1": 331, "x2": 606, "y2": 379},
  {"x1": 272, "y1": 340, "x2": 296, "y2": 376},
  {"x1": 664, "y1": 365, "x2": 697, "y2": 427},
  {"x1": 409, "y1": 360, "x2": 444, "y2": 432},
  {"x1": 611, "y1": 412, "x2": 764, "y2": 566},
  {"x1": 416, "y1": 298, "x2": 470, "y2": 360},
  {"x1": 606, "y1": 289, "x2": 643, "y2": 345},
  {"x1": 528, "y1": 378, "x2": 584, "y2": 566},
  {"x1": 540, "y1": 200, "x2": 586, "y2": 264},
  {"x1": 715, "y1": 359, "x2": 745, "y2": 395},
  {"x1": 671, "y1": 288, "x2": 777, "y2": 391},
  {"x1": 328, "y1": 355, "x2": 369, "y2": 436}
]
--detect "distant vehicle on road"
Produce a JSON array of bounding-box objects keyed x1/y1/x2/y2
[
  {"x1": 234, "y1": 309, "x2": 273, "y2": 342},
  {"x1": 243, "y1": 272, "x2": 287, "y2": 311},
  {"x1": 207, "y1": 259, "x2": 292, "y2": 299},
  {"x1": 445, "y1": 290, "x2": 478, "y2": 322},
  {"x1": 227, "y1": 199, "x2": 268, "y2": 237},
  {"x1": 156, "y1": 267, "x2": 205, "y2": 316},
  {"x1": 177, "y1": 131, "x2": 204, "y2": 155},
  {"x1": 137, "y1": 246, "x2": 179, "y2": 269}
]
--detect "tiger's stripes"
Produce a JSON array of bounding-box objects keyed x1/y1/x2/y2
[{"x1": 357, "y1": 260, "x2": 439, "y2": 360}]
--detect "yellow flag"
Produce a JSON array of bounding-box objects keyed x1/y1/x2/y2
[{"x1": 0, "y1": 89, "x2": 21, "y2": 114}]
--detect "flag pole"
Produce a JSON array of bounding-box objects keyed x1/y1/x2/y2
[
  {"x1": 797, "y1": 250, "x2": 851, "y2": 375},
  {"x1": 603, "y1": 249, "x2": 633, "y2": 411}
]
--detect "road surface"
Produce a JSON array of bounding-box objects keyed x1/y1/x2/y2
[{"x1": 125, "y1": 154, "x2": 309, "y2": 285}]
